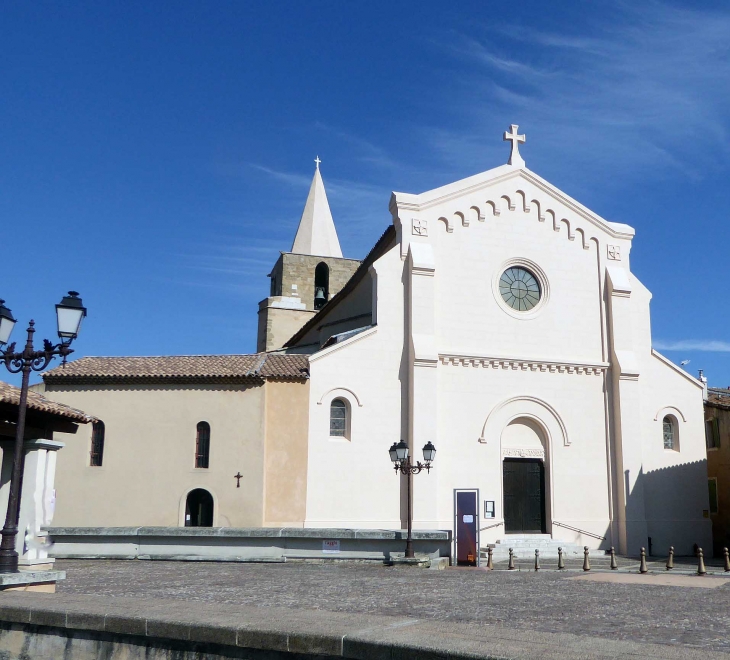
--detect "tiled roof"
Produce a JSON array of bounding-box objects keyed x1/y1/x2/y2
[
  {"x1": 708, "y1": 387, "x2": 730, "y2": 410},
  {"x1": 43, "y1": 354, "x2": 309, "y2": 382},
  {"x1": 0, "y1": 381, "x2": 95, "y2": 422}
]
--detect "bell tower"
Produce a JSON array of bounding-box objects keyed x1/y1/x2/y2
[{"x1": 257, "y1": 159, "x2": 361, "y2": 352}]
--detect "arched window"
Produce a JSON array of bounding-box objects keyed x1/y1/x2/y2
[
  {"x1": 330, "y1": 398, "x2": 349, "y2": 438},
  {"x1": 663, "y1": 416, "x2": 676, "y2": 450},
  {"x1": 195, "y1": 422, "x2": 210, "y2": 468},
  {"x1": 90, "y1": 421, "x2": 105, "y2": 467},
  {"x1": 314, "y1": 262, "x2": 329, "y2": 310},
  {"x1": 185, "y1": 488, "x2": 214, "y2": 527}
]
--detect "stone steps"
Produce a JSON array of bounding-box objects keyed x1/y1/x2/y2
[{"x1": 480, "y1": 535, "x2": 598, "y2": 561}]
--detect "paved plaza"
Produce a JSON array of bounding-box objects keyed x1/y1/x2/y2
[{"x1": 53, "y1": 559, "x2": 730, "y2": 656}]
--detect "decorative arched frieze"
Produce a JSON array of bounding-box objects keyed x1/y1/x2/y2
[
  {"x1": 575, "y1": 228, "x2": 590, "y2": 250},
  {"x1": 470, "y1": 206, "x2": 484, "y2": 223},
  {"x1": 479, "y1": 395, "x2": 570, "y2": 447},
  {"x1": 545, "y1": 208, "x2": 556, "y2": 230},
  {"x1": 515, "y1": 190, "x2": 530, "y2": 213},
  {"x1": 531, "y1": 199, "x2": 546, "y2": 222},
  {"x1": 486, "y1": 200, "x2": 501, "y2": 217},
  {"x1": 560, "y1": 218, "x2": 575, "y2": 240},
  {"x1": 431, "y1": 188, "x2": 600, "y2": 259},
  {"x1": 500, "y1": 194, "x2": 515, "y2": 212},
  {"x1": 317, "y1": 387, "x2": 364, "y2": 408},
  {"x1": 653, "y1": 405, "x2": 687, "y2": 423}
]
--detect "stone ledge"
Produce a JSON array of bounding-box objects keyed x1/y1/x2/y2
[
  {"x1": 0, "y1": 571, "x2": 65, "y2": 588},
  {"x1": 46, "y1": 526, "x2": 451, "y2": 541},
  {"x1": 0, "y1": 592, "x2": 723, "y2": 660}
]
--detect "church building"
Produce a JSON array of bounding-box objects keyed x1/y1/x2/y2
[{"x1": 38, "y1": 127, "x2": 711, "y2": 559}]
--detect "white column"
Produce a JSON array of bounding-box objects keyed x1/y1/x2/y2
[{"x1": 18, "y1": 439, "x2": 64, "y2": 568}]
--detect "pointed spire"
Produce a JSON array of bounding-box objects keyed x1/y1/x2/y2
[{"x1": 291, "y1": 158, "x2": 343, "y2": 258}]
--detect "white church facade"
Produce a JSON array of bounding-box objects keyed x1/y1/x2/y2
[
  {"x1": 39, "y1": 126, "x2": 711, "y2": 560},
  {"x1": 282, "y1": 126, "x2": 711, "y2": 558}
]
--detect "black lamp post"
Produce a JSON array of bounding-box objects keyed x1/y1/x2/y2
[
  {"x1": 388, "y1": 440, "x2": 436, "y2": 558},
  {"x1": 0, "y1": 292, "x2": 87, "y2": 573}
]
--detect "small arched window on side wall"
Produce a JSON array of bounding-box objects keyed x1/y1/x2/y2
[
  {"x1": 663, "y1": 416, "x2": 678, "y2": 451},
  {"x1": 196, "y1": 422, "x2": 210, "y2": 468},
  {"x1": 90, "y1": 421, "x2": 105, "y2": 467},
  {"x1": 314, "y1": 262, "x2": 329, "y2": 310},
  {"x1": 330, "y1": 398, "x2": 350, "y2": 439}
]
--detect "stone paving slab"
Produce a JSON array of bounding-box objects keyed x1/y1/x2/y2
[
  {"x1": 37, "y1": 559, "x2": 730, "y2": 655},
  {"x1": 569, "y1": 572, "x2": 730, "y2": 588}
]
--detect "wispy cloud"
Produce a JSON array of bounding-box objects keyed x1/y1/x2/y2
[
  {"x1": 654, "y1": 340, "x2": 730, "y2": 353},
  {"x1": 250, "y1": 163, "x2": 391, "y2": 249},
  {"x1": 314, "y1": 122, "x2": 400, "y2": 170},
  {"x1": 431, "y1": 3, "x2": 730, "y2": 181}
]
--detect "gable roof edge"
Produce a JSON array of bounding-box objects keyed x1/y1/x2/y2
[{"x1": 390, "y1": 166, "x2": 634, "y2": 240}]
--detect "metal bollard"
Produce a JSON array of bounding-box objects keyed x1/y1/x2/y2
[
  {"x1": 697, "y1": 547, "x2": 707, "y2": 576},
  {"x1": 487, "y1": 547, "x2": 494, "y2": 570},
  {"x1": 557, "y1": 547, "x2": 565, "y2": 570},
  {"x1": 610, "y1": 546, "x2": 618, "y2": 570},
  {"x1": 666, "y1": 546, "x2": 674, "y2": 571},
  {"x1": 724, "y1": 548, "x2": 730, "y2": 573},
  {"x1": 639, "y1": 547, "x2": 648, "y2": 574},
  {"x1": 583, "y1": 546, "x2": 590, "y2": 572},
  {"x1": 508, "y1": 548, "x2": 515, "y2": 570},
  {"x1": 534, "y1": 549, "x2": 540, "y2": 571}
]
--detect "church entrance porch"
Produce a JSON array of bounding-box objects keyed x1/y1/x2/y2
[{"x1": 503, "y1": 458, "x2": 546, "y2": 534}]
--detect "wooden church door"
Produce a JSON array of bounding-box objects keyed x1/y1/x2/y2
[{"x1": 503, "y1": 458, "x2": 546, "y2": 534}]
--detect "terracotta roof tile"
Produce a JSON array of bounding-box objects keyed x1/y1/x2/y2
[
  {"x1": 0, "y1": 381, "x2": 95, "y2": 422},
  {"x1": 43, "y1": 354, "x2": 309, "y2": 382},
  {"x1": 708, "y1": 387, "x2": 730, "y2": 410}
]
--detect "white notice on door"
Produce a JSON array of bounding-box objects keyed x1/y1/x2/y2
[
  {"x1": 462, "y1": 515, "x2": 474, "y2": 523},
  {"x1": 322, "y1": 540, "x2": 340, "y2": 553}
]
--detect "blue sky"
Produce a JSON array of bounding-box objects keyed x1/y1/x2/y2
[{"x1": 2, "y1": 1, "x2": 729, "y2": 386}]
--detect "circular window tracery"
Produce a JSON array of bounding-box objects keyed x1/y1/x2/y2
[{"x1": 499, "y1": 267, "x2": 541, "y2": 311}]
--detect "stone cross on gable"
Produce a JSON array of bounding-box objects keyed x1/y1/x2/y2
[{"x1": 503, "y1": 124, "x2": 526, "y2": 167}]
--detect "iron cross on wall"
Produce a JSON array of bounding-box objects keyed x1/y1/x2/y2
[{"x1": 234, "y1": 472, "x2": 242, "y2": 488}]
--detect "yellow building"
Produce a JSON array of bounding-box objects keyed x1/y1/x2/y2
[{"x1": 706, "y1": 387, "x2": 730, "y2": 556}]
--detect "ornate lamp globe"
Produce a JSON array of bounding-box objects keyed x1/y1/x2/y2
[
  {"x1": 0, "y1": 301, "x2": 16, "y2": 346},
  {"x1": 388, "y1": 442, "x2": 399, "y2": 463},
  {"x1": 56, "y1": 291, "x2": 87, "y2": 344},
  {"x1": 422, "y1": 441, "x2": 436, "y2": 463},
  {"x1": 394, "y1": 440, "x2": 409, "y2": 462}
]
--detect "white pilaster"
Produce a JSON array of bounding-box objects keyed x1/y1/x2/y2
[
  {"x1": 606, "y1": 265, "x2": 647, "y2": 556},
  {"x1": 407, "y1": 242, "x2": 439, "y2": 527},
  {"x1": 18, "y1": 438, "x2": 64, "y2": 568}
]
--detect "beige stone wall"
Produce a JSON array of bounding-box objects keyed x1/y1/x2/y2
[
  {"x1": 257, "y1": 302, "x2": 315, "y2": 353},
  {"x1": 263, "y1": 380, "x2": 310, "y2": 525},
  {"x1": 273, "y1": 253, "x2": 360, "y2": 311},
  {"x1": 706, "y1": 404, "x2": 730, "y2": 554},
  {"x1": 258, "y1": 253, "x2": 361, "y2": 351},
  {"x1": 41, "y1": 382, "x2": 269, "y2": 527}
]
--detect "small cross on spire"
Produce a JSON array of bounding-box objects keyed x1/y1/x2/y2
[
  {"x1": 314, "y1": 155, "x2": 321, "y2": 170},
  {"x1": 503, "y1": 124, "x2": 526, "y2": 167}
]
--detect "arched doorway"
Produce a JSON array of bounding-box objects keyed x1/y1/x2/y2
[
  {"x1": 185, "y1": 488, "x2": 214, "y2": 527},
  {"x1": 501, "y1": 418, "x2": 547, "y2": 534}
]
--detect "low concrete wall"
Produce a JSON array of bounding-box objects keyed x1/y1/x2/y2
[{"x1": 45, "y1": 527, "x2": 451, "y2": 562}]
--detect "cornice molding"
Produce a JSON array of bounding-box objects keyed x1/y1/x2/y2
[{"x1": 439, "y1": 352, "x2": 607, "y2": 376}]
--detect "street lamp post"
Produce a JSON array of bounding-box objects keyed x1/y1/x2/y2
[
  {"x1": 388, "y1": 440, "x2": 436, "y2": 558},
  {"x1": 0, "y1": 292, "x2": 87, "y2": 573}
]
